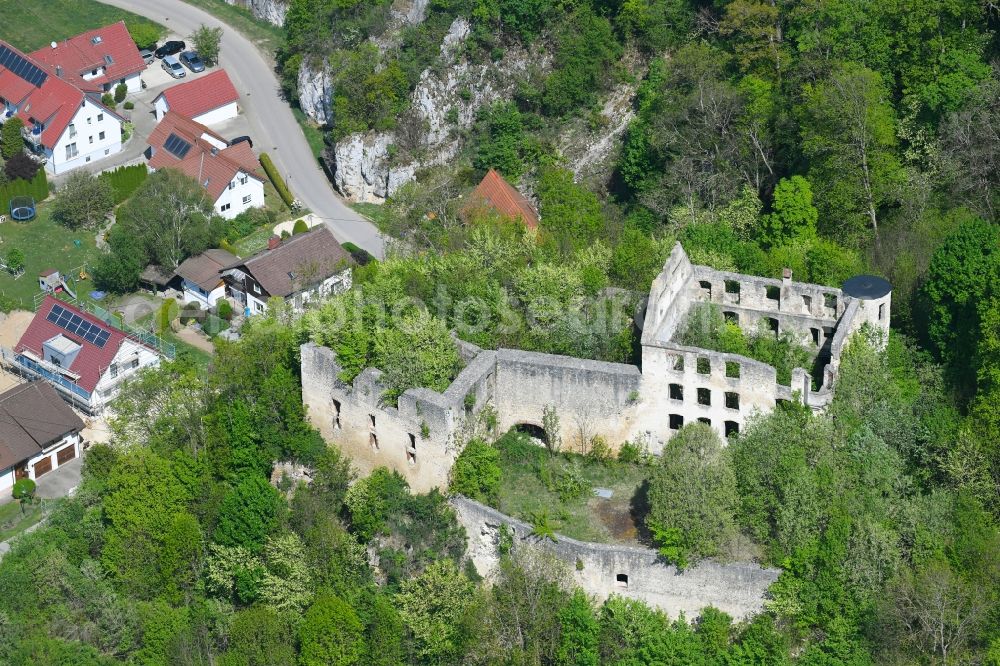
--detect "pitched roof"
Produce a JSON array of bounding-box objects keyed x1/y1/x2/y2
[
  {"x1": 29, "y1": 21, "x2": 145, "y2": 93},
  {"x1": 0, "y1": 381, "x2": 84, "y2": 470},
  {"x1": 15, "y1": 296, "x2": 157, "y2": 394},
  {"x1": 175, "y1": 248, "x2": 238, "y2": 290},
  {"x1": 139, "y1": 264, "x2": 175, "y2": 286},
  {"x1": 0, "y1": 39, "x2": 89, "y2": 148},
  {"x1": 464, "y1": 169, "x2": 539, "y2": 229},
  {"x1": 227, "y1": 226, "x2": 354, "y2": 298},
  {"x1": 148, "y1": 111, "x2": 263, "y2": 201},
  {"x1": 154, "y1": 70, "x2": 239, "y2": 119}
]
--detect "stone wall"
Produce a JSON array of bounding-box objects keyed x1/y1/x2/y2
[{"x1": 451, "y1": 496, "x2": 780, "y2": 621}]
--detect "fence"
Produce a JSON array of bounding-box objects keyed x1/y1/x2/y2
[{"x1": 84, "y1": 303, "x2": 176, "y2": 359}]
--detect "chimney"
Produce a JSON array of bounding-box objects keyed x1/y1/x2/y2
[
  {"x1": 55, "y1": 65, "x2": 63, "y2": 78},
  {"x1": 267, "y1": 235, "x2": 281, "y2": 250},
  {"x1": 782, "y1": 267, "x2": 792, "y2": 283}
]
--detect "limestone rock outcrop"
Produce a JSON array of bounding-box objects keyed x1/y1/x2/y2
[{"x1": 223, "y1": 0, "x2": 288, "y2": 26}]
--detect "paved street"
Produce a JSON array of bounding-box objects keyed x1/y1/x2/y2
[{"x1": 97, "y1": 0, "x2": 387, "y2": 257}]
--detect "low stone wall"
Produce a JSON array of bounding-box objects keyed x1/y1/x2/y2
[{"x1": 451, "y1": 496, "x2": 779, "y2": 621}]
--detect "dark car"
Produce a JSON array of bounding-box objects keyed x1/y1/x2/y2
[
  {"x1": 179, "y1": 51, "x2": 205, "y2": 73},
  {"x1": 229, "y1": 135, "x2": 253, "y2": 148},
  {"x1": 155, "y1": 40, "x2": 186, "y2": 59}
]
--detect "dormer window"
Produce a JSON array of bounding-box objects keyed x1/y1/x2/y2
[
  {"x1": 104, "y1": 55, "x2": 113, "y2": 65},
  {"x1": 91, "y1": 35, "x2": 103, "y2": 45}
]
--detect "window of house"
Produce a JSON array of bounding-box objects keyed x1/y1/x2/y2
[
  {"x1": 879, "y1": 303, "x2": 885, "y2": 321},
  {"x1": 672, "y1": 355, "x2": 684, "y2": 372},
  {"x1": 725, "y1": 392, "x2": 740, "y2": 410},
  {"x1": 723, "y1": 310, "x2": 738, "y2": 324},
  {"x1": 127, "y1": 359, "x2": 139, "y2": 370},
  {"x1": 69, "y1": 123, "x2": 76, "y2": 138},
  {"x1": 253, "y1": 301, "x2": 263, "y2": 312},
  {"x1": 88, "y1": 136, "x2": 93, "y2": 144},
  {"x1": 697, "y1": 388, "x2": 711, "y2": 406},
  {"x1": 65, "y1": 143, "x2": 78, "y2": 159},
  {"x1": 242, "y1": 195, "x2": 251, "y2": 204},
  {"x1": 104, "y1": 148, "x2": 109, "y2": 155},
  {"x1": 724, "y1": 280, "x2": 740, "y2": 301},
  {"x1": 220, "y1": 203, "x2": 231, "y2": 212},
  {"x1": 252, "y1": 283, "x2": 260, "y2": 294},
  {"x1": 765, "y1": 285, "x2": 780, "y2": 303},
  {"x1": 802, "y1": 295, "x2": 812, "y2": 310},
  {"x1": 86, "y1": 117, "x2": 92, "y2": 125},
  {"x1": 669, "y1": 414, "x2": 683, "y2": 430},
  {"x1": 615, "y1": 574, "x2": 629, "y2": 589},
  {"x1": 109, "y1": 364, "x2": 118, "y2": 378},
  {"x1": 97, "y1": 113, "x2": 103, "y2": 122},
  {"x1": 824, "y1": 293, "x2": 837, "y2": 312},
  {"x1": 696, "y1": 356, "x2": 710, "y2": 375},
  {"x1": 669, "y1": 383, "x2": 683, "y2": 401},
  {"x1": 229, "y1": 181, "x2": 236, "y2": 190},
  {"x1": 85, "y1": 156, "x2": 91, "y2": 162},
  {"x1": 699, "y1": 280, "x2": 712, "y2": 299},
  {"x1": 239, "y1": 175, "x2": 248, "y2": 185},
  {"x1": 767, "y1": 317, "x2": 779, "y2": 335},
  {"x1": 99, "y1": 131, "x2": 105, "y2": 140},
  {"x1": 724, "y1": 421, "x2": 739, "y2": 437},
  {"x1": 698, "y1": 417, "x2": 711, "y2": 426}
]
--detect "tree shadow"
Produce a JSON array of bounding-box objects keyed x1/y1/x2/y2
[{"x1": 629, "y1": 479, "x2": 653, "y2": 546}]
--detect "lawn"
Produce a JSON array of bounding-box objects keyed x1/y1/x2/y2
[
  {"x1": 180, "y1": 0, "x2": 284, "y2": 53},
  {"x1": 351, "y1": 202, "x2": 397, "y2": 234},
  {"x1": 0, "y1": 0, "x2": 164, "y2": 52},
  {"x1": 0, "y1": 498, "x2": 51, "y2": 543},
  {"x1": 494, "y1": 431, "x2": 652, "y2": 545},
  {"x1": 293, "y1": 106, "x2": 327, "y2": 162},
  {"x1": 0, "y1": 204, "x2": 104, "y2": 311}
]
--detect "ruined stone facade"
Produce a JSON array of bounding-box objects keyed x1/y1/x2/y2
[{"x1": 301, "y1": 243, "x2": 891, "y2": 492}]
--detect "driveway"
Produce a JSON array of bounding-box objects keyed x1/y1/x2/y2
[{"x1": 99, "y1": 0, "x2": 387, "y2": 258}]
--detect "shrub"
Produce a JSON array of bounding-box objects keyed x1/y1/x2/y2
[
  {"x1": 259, "y1": 152, "x2": 294, "y2": 206},
  {"x1": 292, "y1": 218, "x2": 308, "y2": 234},
  {"x1": 114, "y1": 83, "x2": 127, "y2": 104},
  {"x1": 217, "y1": 300, "x2": 233, "y2": 320},
  {"x1": 617, "y1": 441, "x2": 643, "y2": 465},
  {"x1": 341, "y1": 241, "x2": 374, "y2": 266},
  {"x1": 157, "y1": 298, "x2": 177, "y2": 332},
  {"x1": 101, "y1": 92, "x2": 115, "y2": 108},
  {"x1": 180, "y1": 301, "x2": 202, "y2": 324},
  {"x1": 4, "y1": 152, "x2": 39, "y2": 182},
  {"x1": 0, "y1": 168, "x2": 48, "y2": 205},
  {"x1": 5, "y1": 248, "x2": 25, "y2": 274},
  {"x1": 123, "y1": 101, "x2": 135, "y2": 110},
  {"x1": 1, "y1": 116, "x2": 24, "y2": 159},
  {"x1": 98, "y1": 165, "x2": 148, "y2": 204}
]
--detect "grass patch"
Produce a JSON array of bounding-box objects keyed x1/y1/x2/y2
[
  {"x1": 0, "y1": 204, "x2": 104, "y2": 311},
  {"x1": 351, "y1": 202, "x2": 397, "y2": 234},
  {"x1": 292, "y1": 106, "x2": 327, "y2": 162},
  {"x1": 0, "y1": 0, "x2": 164, "y2": 52},
  {"x1": 179, "y1": 0, "x2": 284, "y2": 53},
  {"x1": 0, "y1": 499, "x2": 50, "y2": 542},
  {"x1": 494, "y1": 430, "x2": 650, "y2": 544},
  {"x1": 233, "y1": 224, "x2": 274, "y2": 257},
  {"x1": 263, "y1": 181, "x2": 291, "y2": 217}
]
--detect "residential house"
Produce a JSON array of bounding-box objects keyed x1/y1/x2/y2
[
  {"x1": 0, "y1": 40, "x2": 123, "y2": 174},
  {"x1": 462, "y1": 168, "x2": 539, "y2": 229},
  {"x1": 221, "y1": 226, "x2": 354, "y2": 315},
  {"x1": 30, "y1": 21, "x2": 146, "y2": 94},
  {"x1": 147, "y1": 111, "x2": 264, "y2": 219},
  {"x1": 174, "y1": 248, "x2": 238, "y2": 308},
  {"x1": 13, "y1": 296, "x2": 161, "y2": 414},
  {"x1": 0, "y1": 381, "x2": 85, "y2": 492},
  {"x1": 153, "y1": 70, "x2": 239, "y2": 125}
]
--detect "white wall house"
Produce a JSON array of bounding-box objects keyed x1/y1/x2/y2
[
  {"x1": 174, "y1": 248, "x2": 239, "y2": 308},
  {"x1": 214, "y1": 171, "x2": 265, "y2": 219},
  {"x1": 153, "y1": 70, "x2": 240, "y2": 125},
  {"x1": 88, "y1": 338, "x2": 162, "y2": 411},
  {"x1": 46, "y1": 98, "x2": 124, "y2": 174},
  {"x1": 29, "y1": 21, "x2": 147, "y2": 95}
]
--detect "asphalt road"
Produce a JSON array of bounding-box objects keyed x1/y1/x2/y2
[{"x1": 101, "y1": 0, "x2": 386, "y2": 258}]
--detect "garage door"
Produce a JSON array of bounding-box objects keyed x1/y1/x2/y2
[
  {"x1": 56, "y1": 445, "x2": 76, "y2": 465},
  {"x1": 33, "y1": 456, "x2": 52, "y2": 477}
]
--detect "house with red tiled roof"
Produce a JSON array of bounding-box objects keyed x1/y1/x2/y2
[
  {"x1": 146, "y1": 111, "x2": 264, "y2": 219},
  {"x1": 0, "y1": 38, "x2": 124, "y2": 174},
  {"x1": 153, "y1": 70, "x2": 239, "y2": 126},
  {"x1": 462, "y1": 169, "x2": 539, "y2": 229},
  {"x1": 12, "y1": 296, "x2": 161, "y2": 414},
  {"x1": 29, "y1": 21, "x2": 146, "y2": 95}
]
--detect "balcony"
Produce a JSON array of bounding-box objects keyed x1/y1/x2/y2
[{"x1": 21, "y1": 124, "x2": 42, "y2": 146}]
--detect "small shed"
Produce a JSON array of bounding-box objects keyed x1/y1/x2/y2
[
  {"x1": 38, "y1": 269, "x2": 61, "y2": 292},
  {"x1": 139, "y1": 265, "x2": 176, "y2": 296}
]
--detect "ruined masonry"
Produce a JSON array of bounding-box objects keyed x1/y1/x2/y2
[{"x1": 302, "y1": 242, "x2": 892, "y2": 493}]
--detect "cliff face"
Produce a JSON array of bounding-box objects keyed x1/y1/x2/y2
[{"x1": 224, "y1": 0, "x2": 288, "y2": 26}]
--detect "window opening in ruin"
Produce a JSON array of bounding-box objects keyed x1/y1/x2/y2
[
  {"x1": 696, "y1": 357, "x2": 710, "y2": 375},
  {"x1": 369, "y1": 414, "x2": 376, "y2": 429},
  {"x1": 879, "y1": 303, "x2": 885, "y2": 321},
  {"x1": 699, "y1": 280, "x2": 712, "y2": 299},
  {"x1": 724, "y1": 421, "x2": 739, "y2": 436},
  {"x1": 332, "y1": 399, "x2": 341, "y2": 430},
  {"x1": 766, "y1": 286, "x2": 780, "y2": 303},
  {"x1": 616, "y1": 573, "x2": 629, "y2": 589},
  {"x1": 811, "y1": 328, "x2": 820, "y2": 345},
  {"x1": 697, "y1": 388, "x2": 711, "y2": 406},
  {"x1": 724, "y1": 280, "x2": 740, "y2": 303},
  {"x1": 669, "y1": 383, "x2": 683, "y2": 401},
  {"x1": 673, "y1": 355, "x2": 684, "y2": 372},
  {"x1": 767, "y1": 317, "x2": 779, "y2": 335},
  {"x1": 407, "y1": 449, "x2": 416, "y2": 464},
  {"x1": 723, "y1": 310, "x2": 738, "y2": 324},
  {"x1": 407, "y1": 434, "x2": 417, "y2": 463},
  {"x1": 408, "y1": 433, "x2": 416, "y2": 451},
  {"x1": 802, "y1": 295, "x2": 812, "y2": 310},
  {"x1": 823, "y1": 326, "x2": 834, "y2": 341},
  {"x1": 370, "y1": 432, "x2": 379, "y2": 451},
  {"x1": 725, "y1": 392, "x2": 740, "y2": 410},
  {"x1": 698, "y1": 417, "x2": 711, "y2": 426},
  {"x1": 726, "y1": 361, "x2": 741, "y2": 378},
  {"x1": 824, "y1": 293, "x2": 837, "y2": 312},
  {"x1": 669, "y1": 414, "x2": 684, "y2": 430}
]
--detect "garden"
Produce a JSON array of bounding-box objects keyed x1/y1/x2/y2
[{"x1": 0, "y1": 0, "x2": 163, "y2": 52}]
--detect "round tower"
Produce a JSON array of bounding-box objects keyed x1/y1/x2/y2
[{"x1": 841, "y1": 275, "x2": 892, "y2": 347}]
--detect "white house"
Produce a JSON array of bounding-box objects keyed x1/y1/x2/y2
[
  {"x1": 153, "y1": 70, "x2": 240, "y2": 125},
  {"x1": 30, "y1": 22, "x2": 147, "y2": 95},
  {"x1": 0, "y1": 40, "x2": 124, "y2": 174},
  {"x1": 221, "y1": 226, "x2": 355, "y2": 316},
  {"x1": 0, "y1": 381, "x2": 85, "y2": 493},
  {"x1": 147, "y1": 111, "x2": 265, "y2": 219},
  {"x1": 174, "y1": 248, "x2": 239, "y2": 308},
  {"x1": 13, "y1": 296, "x2": 162, "y2": 414}
]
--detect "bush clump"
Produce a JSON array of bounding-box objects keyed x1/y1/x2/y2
[{"x1": 259, "y1": 153, "x2": 294, "y2": 207}]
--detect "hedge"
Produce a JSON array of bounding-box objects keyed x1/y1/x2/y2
[
  {"x1": 259, "y1": 152, "x2": 294, "y2": 206},
  {"x1": 0, "y1": 169, "x2": 49, "y2": 205},
  {"x1": 99, "y1": 165, "x2": 148, "y2": 204},
  {"x1": 342, "y1": 241, "x2": 374, "y2": 266}
]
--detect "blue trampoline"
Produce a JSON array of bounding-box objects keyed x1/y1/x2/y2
[{"x1": 10, "y1": 196, "x2": 35, "y2": 221}]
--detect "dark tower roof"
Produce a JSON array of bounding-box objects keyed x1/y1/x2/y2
[{"x1": 842, "y1": 275, "x2": 892, "y2": 300}]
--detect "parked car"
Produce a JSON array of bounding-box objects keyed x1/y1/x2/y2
[
  {"x1": 161, "y1": 55, "x2": 186, "y2": 79},
  {"x1": 138, "y1": 48, "x2": 155, "y2": 65},
  {"x1": 155, "y1": 40, "x2": 186, "y2": 59},
  {"x1": 229, "y1": 135, "x2": 253, "y2": 148},
  {"x1": 179, "y1": 51, "x2": 205, "y2": 73}
]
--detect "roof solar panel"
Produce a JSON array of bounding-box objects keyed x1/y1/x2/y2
[
  {"x1": 164, "y1": 133, "x2": 192, "y2": 159},
  {"x1": 0, "y1": 45, "x2": 47, "y2": 88},
  {"x1": 45, "y1": 303, "x2": 112, "y2": 347}
]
